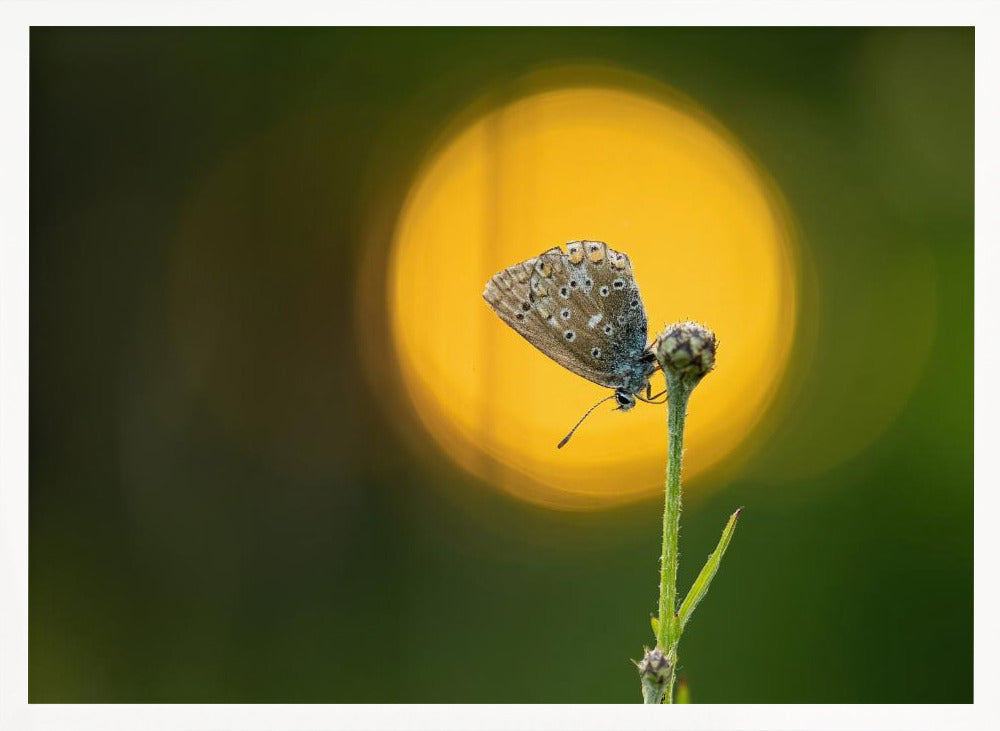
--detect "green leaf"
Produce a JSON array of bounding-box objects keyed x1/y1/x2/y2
[
  {"x1": 650, "y1": 615, "x2": 659, "y2": 638},
  {"x1": 677, "y1": 507, "x2": 742, "y2": 634}
]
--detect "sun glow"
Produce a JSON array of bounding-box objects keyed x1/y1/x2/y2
[{"x1": 387, "y1": 79, "x2": 799, "y2": 509}]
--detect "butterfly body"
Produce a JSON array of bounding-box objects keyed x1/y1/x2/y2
[{"x1": 483, "y1": 241, "x2": 657, "y2": 412}]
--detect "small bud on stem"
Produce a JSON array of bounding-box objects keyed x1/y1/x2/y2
[{"x1": 637, "y1": 647, "x2": 674, "y2": 704}]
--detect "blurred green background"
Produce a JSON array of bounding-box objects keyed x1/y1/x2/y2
[{"x1": 30, "y1": 27, "x2": 972, "y2": 702}]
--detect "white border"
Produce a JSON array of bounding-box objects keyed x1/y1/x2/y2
[
  {"x1": 0, "y1": 1, "x2": 988, "y2": 27},
  {"x1": 7, "y1": 704, "x2": 997, "y2": 731},
  {"x1": 2, "y1": 2, "x2": 996, "y2": 730},
  {"x1": 974, "y1": 5, "x2": 999, "y2": 731}
]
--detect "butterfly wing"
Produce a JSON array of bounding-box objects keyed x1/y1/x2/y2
[{"x1": 482, "y1": 241, "x2": 649, "y2": 390}]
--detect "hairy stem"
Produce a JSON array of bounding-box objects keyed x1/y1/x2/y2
[
  {"x1": 638, "y1": 321, "x2": 721, "y2": 705},
  {"x1": 663, "y1": 656, "x2": 677, "y2": 705},
  {"x1": 653, "y1": 379, "x2": 690, "y2": 703}
]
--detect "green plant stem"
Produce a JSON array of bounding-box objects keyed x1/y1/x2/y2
[
  {"x1": 663, "y1": 658, "x2": 677, "y2": 705},
  {"x1": 654, "y1": 378, "x2": 691, "y2": 704}
]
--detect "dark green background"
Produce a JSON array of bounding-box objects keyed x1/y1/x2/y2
[{"x1": 30, "y1": 28, "x2": 972, "y2": 702}]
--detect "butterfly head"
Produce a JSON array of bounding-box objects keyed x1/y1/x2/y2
[{"x1": 614, "y1": 389, "x2": 637, "y2": 411}]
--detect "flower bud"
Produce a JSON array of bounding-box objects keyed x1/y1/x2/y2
[
  {"x1": 637, "y1": 646, "x2": 673, "y2": 685},
  {"x1": 655, "y1": 321, "x2": 717, "y2": 388}
]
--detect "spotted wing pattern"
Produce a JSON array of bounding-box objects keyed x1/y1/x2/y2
[{"x1": 482, "y1": 241, "x2": 649, "y2": 390}]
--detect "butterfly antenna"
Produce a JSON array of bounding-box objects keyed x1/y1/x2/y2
[{"x1": 557, "y1": 394, "x2": 618, "y2": 449}]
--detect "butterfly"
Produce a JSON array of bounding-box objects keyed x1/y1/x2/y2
[{"x1": 482, "y1": 241, "x2": 664, "y2": 448}]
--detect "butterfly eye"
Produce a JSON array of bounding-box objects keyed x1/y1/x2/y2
[
  {"x1": 615, "y1": 391, "x2": 633, "y2": 407},
  {"x1": 599, "y1": 286, "x2": 610, "y2": 297},
  {"x1": 564, "y1": 330, "x2": 576, "y2": 342}
]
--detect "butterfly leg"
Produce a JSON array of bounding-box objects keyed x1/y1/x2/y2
[{"x1": 637, "y1": 388, "x2": 667, "y2": 404}]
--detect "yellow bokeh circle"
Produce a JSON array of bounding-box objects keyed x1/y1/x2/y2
[{"x1": 389, "y1": 79, "x2": 798, "y2": 509}]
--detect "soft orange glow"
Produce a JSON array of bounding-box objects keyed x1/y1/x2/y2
[{"x1": 388, "y1": 82, "x2": 798, "y2": 509}]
